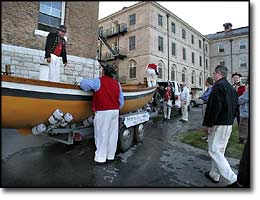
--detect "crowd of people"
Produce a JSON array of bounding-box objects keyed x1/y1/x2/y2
[{"x1": 43, "y1": 26, "x2": 249, "y2": 187}]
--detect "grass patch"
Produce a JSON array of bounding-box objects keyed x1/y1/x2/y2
[{"x1": 177, "y1": 125, "x2": 245, "y2": 159}]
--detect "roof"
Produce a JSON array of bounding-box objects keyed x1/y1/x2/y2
[{"x1": 206, "y1": 26, "x2": 249, "y2": 40}]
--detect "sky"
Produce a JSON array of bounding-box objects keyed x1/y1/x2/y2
[{"x1": 99, "y1": 1, "x2": 249, "y2": 35}]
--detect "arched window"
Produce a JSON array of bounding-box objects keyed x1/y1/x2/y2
[
  {"x1": 171, "y1": 64, "x2": 177, "y2": 81},
  {"x1": 199, "y1": 72, "x2": 203, "y2": 87},
  {"x1": 191, "y1": 70, "x2": 196, "y2": 85},
  {"x1": 182, "y1": 67, "x2": 187, "y2": 82},
  {"x1": 158, "y1": 61, "x2": 164, "y2": 80},
  {"x1": 129, "y1": 60, "x2": 136, "y2": 79}
]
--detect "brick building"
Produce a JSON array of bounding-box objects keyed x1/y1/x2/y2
[{"x1": 2, "y1": 1, "x2": 100, "y2": 84}]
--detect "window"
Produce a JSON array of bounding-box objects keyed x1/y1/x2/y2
[
  {"x1": 182, "y1": 29, "x2": 186, "y2": 39},
  {"x1": 191, "y1": 35, "x2": 194, "y2": 44},
  {"x1": 199, "y1": 40, "x2": 202, "y2": 49},
  {"x1": 182, "y1": 68, "x2": 187, "y2": 82},
  {"x1": 171, "y1": 22, "x2": 176, "y2": 33},
  {"x1": 38, "y1": 1, "x2": 65, "y2": 33},
  {"x1": 182, "y1": 47, "x2": 186, "y2": 60},
  {"x1": 192, "y1": 52, "x2": 195, "y2": 64},
  {"x1": 171, "y1": 64, "x2": 177, "y2": 81},
  {"x1": 206, "y1": 59, "x2": 208, "y2": 69},
  {"x1": 240, "y1": 57, "x2": 247, "y2": 68},
  {"x1": 218, "y1": 44, "x2": 225, "y2": 53},
  {"x1": 199, "y1": 73, "x2": 203, "y2": 86},
  {"x1": 158, "y1": 36, "x2": 164, "y2": 52},
  {"x1": 129, "y1": 60, "x2": 137, "y2": 79},
  {"x1": 129, "y1": 14, "x2": 136, "y2": 26},
  {"x1": 158, "y1": 14, "x2": 163, "y2": 26},
  {"x1": 129, "y1": 36, "x2": 136, "y2": 51},
  {"x1": 172, "y1": 42, "x2": 176, "y2": 56},
  {"x1": 219, "y1": 61, "x2": 225, "y2": 66},
  {"x1": 240, "y1": 40, "x2": 247, "y2": 49},
  {"x1": 199, "y1": 56, "x2": 202, "y2": 66},
  {"x1": 205, "y1": 44, "x2": 208, "y2": 52},
  {"x1": 191, "y1": 70, "x2": 196, "y2": 85},
  {"x1": 158, "y1": 61, "x2": 164, "y2": 79}
]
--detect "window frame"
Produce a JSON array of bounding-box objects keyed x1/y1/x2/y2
[
  {"x1": 158, "y1": 14, "x2": 163, "y2": 27},
  {"x1": 171, "y1": 22, "x2": 176, "y2": 33},
  {"x1": 192, "y1": 52, "x2": 195, "y2": 64},
  {"x1": 129, "y1": 60, "x2": 137, "y2": 79},
  {"x1": 182, "y1": 28, "x2": 186, "y2": 39},
  {"x1": 129, "y1": 13, "x2": 136, "y2": 26},
  {"x1": 239, "y1": 40, "x2": 247, "y2": 50},
  {"x1": 218, "y1": 43, "x2": 225, "y2": 53},
  {"x1": 182, "y1": 47, "x2": 186, "y2": 60},
  {"x1": 129, "y1": 36, "x2": 136, "y2": 51},
  {"x1": 158, "y1": 36, "x2": 164, "y2": 52},
  {"x1": 172, "y1": 42, "x2": 176, "y2": 56},
  {"x1": 240, "y1": 57, "x2": 247, "y2": 68}
]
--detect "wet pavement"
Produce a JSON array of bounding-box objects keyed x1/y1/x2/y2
[{"x1": 1, "y1": 107, "x2": 239, "y2": 187}]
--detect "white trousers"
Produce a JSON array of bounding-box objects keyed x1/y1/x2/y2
[
  {"x1": 163, "y1": 101, "x2": 172, "y2": 119},
  {"x1": 146, "y1": 68, "x2": 157, "y2": 87},
  {"x1": 40, "y1": 54, "x2": 61, "y2": 82},
  {"x1": 93, "y1": 110, "x2": 119, "y2": 163},
  {"x1": 181, "y1": 102, "x2": 189, "y2": 121},
  {"x1": 208, "y1": 125, "x2": 237, "y2": 184}
]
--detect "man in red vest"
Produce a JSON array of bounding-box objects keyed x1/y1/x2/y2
[
  {"x1": 232, "y1": 72, "x2": 246, "y2": 127},
  {"x1": 80, "y1": 62, "x2": 124, "y2": 163},
  {"x1": 44, "y1": 25, "x2": 68, "y2": 82}
]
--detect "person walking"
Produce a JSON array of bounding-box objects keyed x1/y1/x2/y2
[
  {"x1": 163, "y1": 82, "x2": 173, "y2": 120},
  {"x1": 179, "y1": 82, "x2": 190, "y2": 123},
  {"x1": 146, "y1": 63, "x2": 158, "y2": 87},
  {"x1": 44, "y1": 25, "x2": 68, "y2": 82},
  {"x1": 202, "y1": 65, "x2": 238, "y2": 185},
  {"x1": 199, "y1": 77, "x2": 214, "y2": 141},
  {"x1": 80, "y1": 62, "x2": 124, "y2": 163}
]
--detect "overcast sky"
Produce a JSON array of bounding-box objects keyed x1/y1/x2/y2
[{"x1": 99, "y1": 1, "x2": 249, "y2": 35}]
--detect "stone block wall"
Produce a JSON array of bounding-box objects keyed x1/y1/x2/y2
[{"x1": 2, "y1": 44, "x2": 99, "y2": 84}]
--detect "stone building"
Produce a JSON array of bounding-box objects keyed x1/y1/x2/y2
[
  {"x1": 2, "y1": 1, "x2": 100, "y2": 84},
  {"x1": 206, "y1": 23, "x2": 249, "y2": 83},
  {"x1": 98, "y1": 1, "x2": 211, "y2": 98}
]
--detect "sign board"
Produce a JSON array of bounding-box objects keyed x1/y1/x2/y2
[{"x1": 123, "y1": 112, "x2": 150, "y2": 128}]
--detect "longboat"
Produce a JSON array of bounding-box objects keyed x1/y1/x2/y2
[{"x1": 2, "y1": 75, "x2": 156, "y2": 134}]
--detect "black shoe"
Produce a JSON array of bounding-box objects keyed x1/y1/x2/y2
[
  {"x1": 226, "y1": 181, "x2": 239, "y2": 188},
  {"x1": 204, "y1": 171, "x2": 219, "y2": 183},
  {"x1": 182, "y1": 120, "x2": 188, "y2": 123},
  {"x1": 179, "y1": 119, "x2": 184, "y2": 121}
]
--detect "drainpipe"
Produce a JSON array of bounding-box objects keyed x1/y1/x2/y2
[
  {"x1": 166, "y1": 13, "x2": 170, "y2": 81},
  {"x1": 230, "y1": 39, "x2": 233, "y2": 80},
  {"x1": 203, "y1": 38, "x2": 206, "y2": 92}
]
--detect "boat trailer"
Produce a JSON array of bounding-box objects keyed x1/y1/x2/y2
[{"x1": 32, "y1": 105, "x2": 158, "y2": 152}]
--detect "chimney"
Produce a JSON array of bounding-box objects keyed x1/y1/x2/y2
[{"x1": 223, "y1": 22, "x2": 232, "y2": 32}]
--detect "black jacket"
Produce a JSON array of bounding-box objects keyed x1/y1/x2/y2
[
  {"x1": 202, "y1": 77, "x2": 238, "y2": 127},
  {"x1": 45, "y1": 32, "x2": 67, "y2": 64}
]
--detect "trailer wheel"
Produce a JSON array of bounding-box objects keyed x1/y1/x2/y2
[
  {"x1": 118, "y1": 127, "x2": 134, "y2": 152},
  {"x1": 134, "y1": 123, "x2": 145, "y2": 143}
]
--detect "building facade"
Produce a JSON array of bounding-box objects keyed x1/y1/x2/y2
[
  {"x1": 98, "y1": 1, "x2": 211, "y2": 98},
  {"x1": 2, "y1": 1, "x2": 100, "y2": 84},
  {"x1": 206, "y1": 23, "x2": 249, "y2": 83}
]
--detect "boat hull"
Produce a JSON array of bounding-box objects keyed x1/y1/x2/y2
[{"x1": 2, "y1": 76, "x2": 156, "y2": 130}]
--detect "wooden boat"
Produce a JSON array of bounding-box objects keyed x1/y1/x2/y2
[{"x1": 2, "y1": 75, "x2": 156, "y2": 134}]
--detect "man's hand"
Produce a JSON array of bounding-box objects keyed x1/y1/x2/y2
[{"x1": 46, "y1": 57, "x2": 51, "y2": 63}]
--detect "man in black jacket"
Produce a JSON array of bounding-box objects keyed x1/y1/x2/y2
[
  {"x1": 202, "y1": 65, "x2": 238, "y2": 185},
  {"x1": 44, "y1": 25, "x2": 68, "y2": 82}
]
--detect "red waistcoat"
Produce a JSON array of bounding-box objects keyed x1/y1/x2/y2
[{"x1": 92, "y1": 75, "x2": 120, "y2": 112}]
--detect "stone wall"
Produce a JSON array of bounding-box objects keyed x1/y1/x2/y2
[{"x1": 2, "y1": 44, "x2": 100, "y2": 84}]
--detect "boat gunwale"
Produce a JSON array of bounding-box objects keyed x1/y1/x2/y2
[{"x1": 2, "y1": 76, "x2": 156, "y2": 92}]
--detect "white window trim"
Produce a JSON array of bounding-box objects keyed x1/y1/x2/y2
[
  {"x1": 239, "y1": 40, "x2": 247, "y2": 49},
  {"x1": 240, "y1": 58, "x2": 247, "y2": 67},
  {"x1": 218, "y1": 44, "x2": 225, "y2": 53},
  {"x1": 34, "y1": 1, "x2": 66, "y2": 41}
]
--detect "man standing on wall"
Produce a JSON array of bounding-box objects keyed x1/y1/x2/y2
[
  {"x1": 146, "y1": 63, "x2": 158, "y2": 87},
  {"x1": 80, "y1": 62, "x2": 124, "y2": 163},
  {"x1": 44, "y1": 25, "x2": 68, "y2": 82},
  {"x1": 203, "y1": 65, "x2": 238, "y2": 185}
]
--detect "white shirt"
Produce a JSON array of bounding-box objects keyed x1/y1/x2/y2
[{"x1": 180, "y1": 86, "x2": 190, "y2": 102}]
